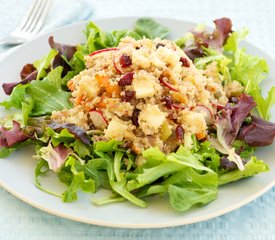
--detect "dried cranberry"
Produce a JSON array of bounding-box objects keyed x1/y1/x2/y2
[
  {"x1": 120, "y1": 54, "x2": 132, "y2": 68},
  {"x1": 167, "y1": 113, "x2": 175, "y2": 120},
  {"x1": 118, "y1": 72, "x2": 134, "y2": 86},
  {"x1": 156, "y1": 43, "x2": 165, "y2": 49},
  {"x1": 161, "y1": 96, "x2": 173, "y2": 109},
  {"x1": 131, "y1": 109, "x2": 140, "y2": 126},
  {"x1": 175, "y1": 125, "x2": 184, "y2": 140},
  {"x1": 122, "y1": 90, "x2": 136, "y2": 102},
  {"x1": 180, "y1": 57, "x2": 190, "y2": 67}
]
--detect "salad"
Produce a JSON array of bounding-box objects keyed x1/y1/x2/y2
[{"x1": 0, "y1": 18, "x2": 275, "y2": 212}]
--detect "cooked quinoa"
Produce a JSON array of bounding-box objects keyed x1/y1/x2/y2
[{"x1": 51, "y1": 37, "x2": 236, "y2": 153}]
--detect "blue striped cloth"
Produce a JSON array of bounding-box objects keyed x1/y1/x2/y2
[{"x1": 0, "y1": 187, "x2": 274, "y2": 240}]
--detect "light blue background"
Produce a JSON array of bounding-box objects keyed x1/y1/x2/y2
[{"x1": 0, "y1": 0, "x2": 274, "y2": 239}]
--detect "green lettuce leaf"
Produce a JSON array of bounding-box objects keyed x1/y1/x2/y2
[
  {"x1": 59, "y1": 157, "x2": 111, "y2": 193},
  {"x1": 34, "y1": 48, "x2": 58, "y2": 80},
  {"x1": 164, "y1": 168, "x2": 218, "y2": 212},
  {"x1": 141, "y1": 147, "x2": 166, "y2": 168},
  {"x1": 134, "y1": 18, "x2": 169, "y2": 39},
  {"x1": 218, "y1": 156, "x2": 269, "y2": 185},
  {"x1": 27, "y1": 71, "x2": 72, "y2": 116},
  {"x1": 175, "y1": 32, "x2": 194, "y2": 48},
  {"x1": 110, "y1": 179, "x2": 147, "y2": 208},
  {"x1": 34, "y1": 159, "x2": 63, "y2": 198},
  {"x1": 224, "y1": 29, "x2": 274, "y2": 120},
  {"x1": 66, "y1": 50, "x2": 86, "y2": 75},
  {"x1": 127, "y1": 161, "x2": 182, "y2": 191},
  {"x1": 135, "y1": 161, "x2": 218, "y2": 212},
  {"x1": 195, "y1": 51, "x2": 232, "y2": 84},
  {"x1": 232, "y1": 140, "x2": 255, "y2": 159},
  {"x1": 136, "y1": 185, "x2": 167, "y2": 198},
  {"x1": 114, "y1": 151, "x2": 124, "y2": 181},
  {"x1": 251, "y1": 85, "x2": 275, "y2": 120},
  {"x1": 111, "y1": 30, "x2": 141, "y2": 46},
  {"x1": 224, "y1": 28, "x2": 249, "y2": 52},
  {"x1": 84, "y1": 159, "x2": 111, "y2": 190},
  {"x1": 169, "y1": 145, "x2": 214, "y2": 172},
  {"x1": 193, "y1": 141, "x2": 221, "y2": 171},
  {"x1": 21, "y1": 97, "x2": 34, "y2": 125},
  {"x1": 0, "y1": 112, "x2": 24, "y2": 128},
  {"x1": 0, "y1": 84, "x2": 29, "y2": 109},
  {"x1": 62, "y1": 156, "x2": 95, "y2": 202},
  {"x1": 72, "y1": 139, "x2": 91, "y2": 158},
  {"x1": 93, "y1": 139, "x2": 121, "y2": 152},
  {"x1": 47, "y1": 66, "x2": 63, "y2": 91},
  {"x1": 82, "y1": 21, "x2": 115, "y2": 54},
  {"x1": 46, "y1": 128, "x2": 75, "y2": 147},
  {"x1": 127, "y1": 146, "x2": 213, "y2": 191},
  {"x1": 91, "y1": 194, "x2": 125, "y2": 206},
  {"x1": 0, "y1": 140, "x2": 34, "y2": 158}
]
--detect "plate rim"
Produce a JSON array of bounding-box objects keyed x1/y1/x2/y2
[
  {"x1": 0, "y1": 16, "x2": 275, "y2": 229},
  {"x1": 1, "y1": 175, "x2": 274, "y2": 228}
]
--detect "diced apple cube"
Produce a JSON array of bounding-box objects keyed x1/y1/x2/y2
[
  {"x1": 105, "y1": 117, "x2": 128, "y2": 141},
  {"x1": 160, "y1": 121, "x2": 172, "y2": 141},
  {"x1": 132, "y1": 71, "x2": 155, "y2": 99},
  {"x1": 139, "y1": 105, "x2": 166, "y2": 134},
  {"x1": 79, "y1": 76, "x2": 99, "y2": 99},
  {"x1": 133, "y1": 80, "x2": 155, "y2": 98},
  {"x1": 183, "y1": 111, "x2": 207, "y2": 134}
]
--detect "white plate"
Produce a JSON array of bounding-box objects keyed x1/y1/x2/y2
[{"x1": 0, "y1": 17, "x2": 274, "y2": 229}]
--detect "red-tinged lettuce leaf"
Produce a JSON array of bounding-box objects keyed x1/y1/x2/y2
[
  {"x1": 48, "y1": 36, "x2": 76, "y2": 76},
  {"x1": 0, "y1": 121, "x2": 29, "y2": 147},
  {"x1": 184, "y1": 17, "x2": 232, "y2": 61},
  {"x1": 238, "y1": 116, "x2": 275, "y2": 147},
  {"x1": 20, "y1": 63, "x2": 36, "y2": 79},
  {"x1": 219, "y1": 154, "x2": 248, "y2": 171},
  {"x1": 48, "y1": 122, "x2": 90, "y2": 145},
  {"x1": 219, "y1": 156, "x2": 238, "y2": 171},
  {"x1": 48, "y1": 36, "x2": 76, "y2": 60},
  {"x1": 184, "y1": 45, "x2": 206, "y2": 62},
  {"x1": 210, "y1": 18, "x2": 233, "y2": 49},
  {"x1": 38, "y1": 143, "x2": 73, "y2": 172},
  {"x1": 218, "y1": 94, "x2": 256, "y2": 146},
  {"x1": 2, "y1": 64, "x2": 37, "y2": 95},
  {"x1": 2, "y1": 47, "x2": 58, "y2": 95}
]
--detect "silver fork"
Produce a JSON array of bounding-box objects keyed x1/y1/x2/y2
[{"x1": 0, "y1": 0, "x2": 53, "y2": 46}]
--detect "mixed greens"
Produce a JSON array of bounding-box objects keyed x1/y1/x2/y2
[{"x1": 0, "y1": 18, "x2": 274, "y2": 212}]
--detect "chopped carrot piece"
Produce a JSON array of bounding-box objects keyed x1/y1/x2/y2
[
  {"x1": 95, "y1": 74, "x2": 109, "y2": 88},
  {"x1": 67, "y1": 80, "x2": 74, "y2": 91},
  {"x1": 208, "y1": 86, "x2": 217, "y2": 92},
  {"x1": 96, "y1": 95, "x2": 108, "y2": 108},
  {"x1": 95, "y1": 74, "x2": 121, "y2": 97},
  {"x1": 172, "y1": 92, "x2": 187, "y2": 104},
  {"x1": 196, "y1": 132, "x2": 206, "y2": 140},
  {"x1": 75, "y1": 95, "x2": 84, "y2": 105},
  {"x1": 85, "y1": 105, "x2": 92, "y2": 111},
  {"x1": 106, "y1": 84, "x2": 121, "y2": 97}
]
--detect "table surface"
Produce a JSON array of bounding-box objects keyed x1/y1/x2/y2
[{"x1": 0, "y1": 0, "x2": 275, "y2": 239}]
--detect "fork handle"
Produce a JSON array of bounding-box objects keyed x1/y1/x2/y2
[{"x1": 0, "y1": 36, "x2": 25, "y2": 46}]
